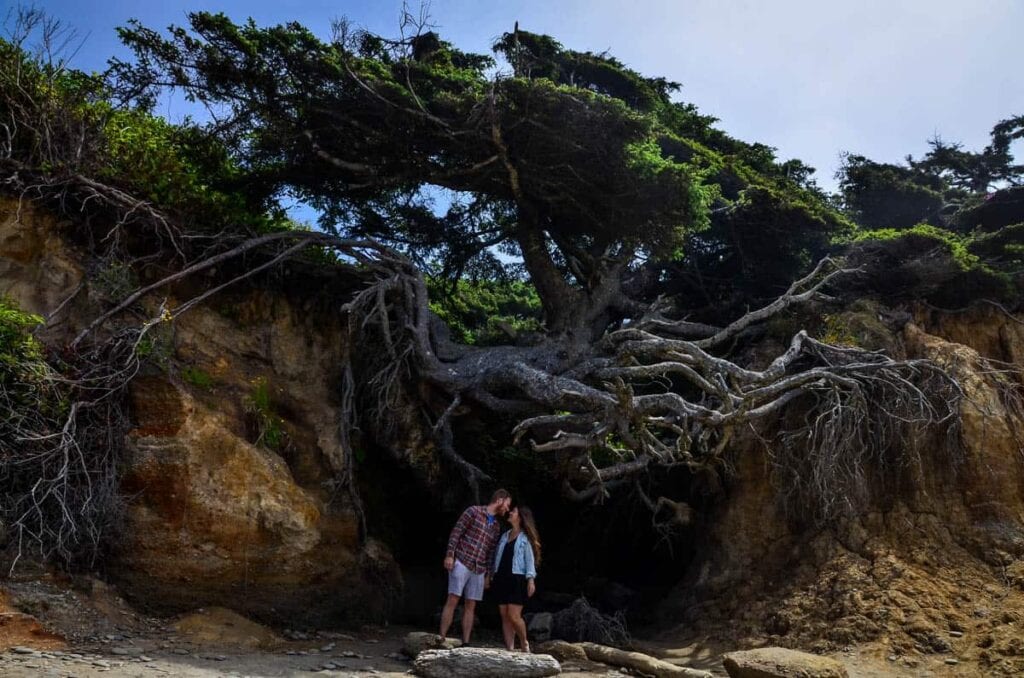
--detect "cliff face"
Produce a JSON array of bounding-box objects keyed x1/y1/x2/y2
[
  {"x1": 664, "y1": 307, "x2": 1024, "y2": 674},
  {"x1": 5, "y1": 196, "x2": 1024, "y2": 664},
  {"x1": 0, "y1": 198, "x2": 400, "y2": 626}
]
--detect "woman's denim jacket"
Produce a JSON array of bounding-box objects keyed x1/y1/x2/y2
[{"x1": 493, "y1": 530, "x2": 537, "y2": 580}]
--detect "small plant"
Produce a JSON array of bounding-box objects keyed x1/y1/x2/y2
[
  {"x1": 244, "y1": 376, "x2": 286, "y2": 450},
  {"x1": 181, "y1": 365, "x2": 214, "y2": 390},
  {"x1": 93, "y1": 259, "x2": 137, "y2": 301},
  {"x1": 819, "y1": 314, "x2": 859, "y2": 347}
]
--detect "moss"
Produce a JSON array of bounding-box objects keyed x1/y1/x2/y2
[{"x1": 180, "y1": 366, "x2": 214, "y2": 390}]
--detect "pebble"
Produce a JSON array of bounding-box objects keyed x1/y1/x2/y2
[
  {"x1": 140, "y1": 655, "x2": 153, "y2": 662},
  {"x1": 320, "y1": 643, "x2": 336, "y2": 652},
  {"x1": 12, "y1": 647, "x2": 37, "y2": 655},
  {"x1": 949, "y1": 630, "x2": 964, "y2": 637},
  {"x1": 172, "y1": 648, "x2": 190, "y2": 655},
  {"x1": 945, "y1": 659, "x2": 959, "y2": 665}
]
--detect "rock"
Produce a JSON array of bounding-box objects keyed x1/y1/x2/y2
[
  {"x1": 402, "y1": 631, "x2": 462, "y2": 657},
  {"x1": 528, "y1": 612, "x2": 554, "y2": 642},
  {"x1": 172, "y1": 607, "x2": 283, "y2": 649},
  {"x1": 535, "y1": 640, "x2": 588, "y2": 663},
  {"x1": 412, "y1": 647, "x2": 560, "y2": 677},
  {"x1": 722, "y1": 647, "x2": 848, "y2": 678}
]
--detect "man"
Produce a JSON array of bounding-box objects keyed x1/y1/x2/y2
[{"x1": 439, "y1": 489, "x2": 511, "y2": 643}]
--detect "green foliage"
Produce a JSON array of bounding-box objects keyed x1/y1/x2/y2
[
  {"x1": 427, "y1": 278, "x2": 543, "y2": 345},
  {"x1": 109, "y1": 13, "x2": 779, "y2": 320},
  {"x1": 852, "y1": 223, "x2": 980, "y2": 270},
  {"x1": 0, "y1": 33, "x2": 286, "y2": 235},
  {"x1": 910, "y1": 117, "x2": 1024, "y2": 193},
  {"x1": 845, "y1": 223, "x2": 1014, "y2": 306},
  {"x1": 0, "y1": 297, "x2": 64, "y2": 464},
  {"x1": 0, "y1": 298, "x2": 45, "y2": 383},
  {"x1": 244, "y1": 376, "x2": 286, "y2": 450},
  {"x1": 818, "y1": 314, "x2": 859, "y2": 348},
  {"x1": 837, "y1": 155, "x2": 947, "y2": 230},
  {"x1": 180, "y1": 365, "x2": 214, "y2": 390},
  {"x1": 93, "y1": 259, "x2": 137, "y2": 301}
]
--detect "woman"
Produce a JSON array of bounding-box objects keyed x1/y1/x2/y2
[{"x1": 491, "y1": 505, "x2": 541, "y2": 652}]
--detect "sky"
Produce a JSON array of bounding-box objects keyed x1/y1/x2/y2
[{"x1": 16, "y1": 0, "x2": 1024, "y2": 194}]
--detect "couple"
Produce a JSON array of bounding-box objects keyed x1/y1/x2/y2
[{"x1": 440, "y1": 489, "x2": 541, "y2": 652}]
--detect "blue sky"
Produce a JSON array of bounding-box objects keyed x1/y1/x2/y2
[{"x1": 18, "y1": 0, "x2": 1024, "y2": 194}]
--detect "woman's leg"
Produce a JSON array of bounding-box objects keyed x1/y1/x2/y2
[
  {"x1": 498, "y1": 604, "x2": 514, "y2": 650},
  {"x1": 507, "y1": 604, "x2": 529, "y2": 651}
]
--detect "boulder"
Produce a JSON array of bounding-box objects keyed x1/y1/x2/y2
[
  {"x1": 172, "y1": 607, "x2": 283, "y2": 649},
  {"x1": 722, "y1": 647, "x2": 848, "y2": 678},
  {"x1": 528, "y1": 612, "x2": 553, "y2": 642},
  {"x1": 412, "y1": 647, "x2": 560, "y2": 677},
  {"x1": 403, "y1": 631, "x2": 462, "y2": 657}
]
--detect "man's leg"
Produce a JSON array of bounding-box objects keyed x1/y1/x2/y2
[
  {"x1": 439, "y1": 593, "x2": 461, "y2": 639},
  {"x1": 461, "y1": 599, "x2": 477, "y2": 643}
]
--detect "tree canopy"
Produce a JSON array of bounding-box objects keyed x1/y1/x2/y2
[{"x1": 112, "y1": 13, "x2": 848, "y2": 333}]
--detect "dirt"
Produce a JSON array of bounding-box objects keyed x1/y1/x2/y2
[{"x1": 0, "y1": 571, "x2": 1006, "y2": 678}]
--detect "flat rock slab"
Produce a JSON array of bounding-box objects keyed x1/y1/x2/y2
[
  {"x1": 723, "y1": 647, "x2": 848, "y2": 678},
  {"x1": 402, "y1": 631, "x2": 463, "y2": 657},
  {"x1": 413, "y1": 647, "x2": 560, "y2": 677}
]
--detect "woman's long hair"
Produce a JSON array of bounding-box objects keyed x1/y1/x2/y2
[{"x1": 517, "y1": 506, "x2": 542, "y2": 569}]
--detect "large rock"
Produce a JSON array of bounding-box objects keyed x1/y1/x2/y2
[
  {"x1": 0, "y1": 198, "x2": 82, "y2": 323},
  {"x1": 413, "y1": 647, "x2": 560, "y2": 677},
  {"x1": 528, "y1": 612, "x2": 553, "y2": 642},
  {"x1": 113, "y1": 370, "x2": 400, "y2": 625},
  {"x1": 402, "y1": 631, "x2": 462, "y2": 657},
  {"x1": 722, "y1": 648, "x2": 848, "y2": 678},
  {"x1": 172, "y1": 607, "x2": 283, "y2": 649},
  {"x1": 0, "y1": 196, "x2": 404, "y2": 626}
]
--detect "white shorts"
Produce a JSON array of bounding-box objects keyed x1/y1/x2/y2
[{"x1": 448, "y1": 559, "x2": 486, "y2": 601}]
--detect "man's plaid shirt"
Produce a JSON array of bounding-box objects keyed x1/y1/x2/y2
[{"x1": 446, "y1": 505, "x2": 501, "y2": 576}]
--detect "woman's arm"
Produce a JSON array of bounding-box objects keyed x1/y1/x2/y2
[{"x1": 522, "y1": 535, "x2": 537, "y2": 580}]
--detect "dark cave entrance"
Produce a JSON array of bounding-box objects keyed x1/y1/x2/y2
[{"x1": 357, "y1": 440, "x2": 712, "y2": 630}]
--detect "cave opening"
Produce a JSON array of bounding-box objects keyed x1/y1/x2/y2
[{"x1": 357, "y1": 439, "x2": 712, "y2": 631}]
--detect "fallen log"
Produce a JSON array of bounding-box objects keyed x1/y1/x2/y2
[{"x1": 579, "y1": 642, "x2": 713, "y2": 678}]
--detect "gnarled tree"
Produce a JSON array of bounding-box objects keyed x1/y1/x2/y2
[{"x1": 4, "y1": 11, "x2": 966, "y2": 547}]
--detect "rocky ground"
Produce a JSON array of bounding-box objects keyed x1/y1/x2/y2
[{"x1": 0, "y1": 571, "x2": 1004, "y2": 677}]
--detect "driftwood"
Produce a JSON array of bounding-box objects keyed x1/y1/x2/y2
[{"x1": 579, "y1": 642, "x2": 713, "y2": 678}]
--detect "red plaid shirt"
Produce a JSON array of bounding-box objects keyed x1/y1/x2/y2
[{"x1": 446, "y1": 505, "x2": 502, "y2": 576}]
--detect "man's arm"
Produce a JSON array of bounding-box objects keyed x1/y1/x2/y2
[
  {"x1": 483, "y1": 529, "x2": 501, "y2": 578},
  {"x1": 445, "y1": 508, "x2": 473, "y2": 559}
]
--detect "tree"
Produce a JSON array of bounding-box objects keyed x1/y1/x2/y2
[
  {"x1": 911, "y1": 116, "x2": 1024, "y2": 193},
  {"x1": 5, "y1": 12, "x2": 963, "y2": 530},
  {"x1": 836, "y1": 154, "x2": 947, "y2": 230}
]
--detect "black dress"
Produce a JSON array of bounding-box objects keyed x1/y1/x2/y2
[{"x1": 491, "y1": 535, "x2": 529, "y2": 606}]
